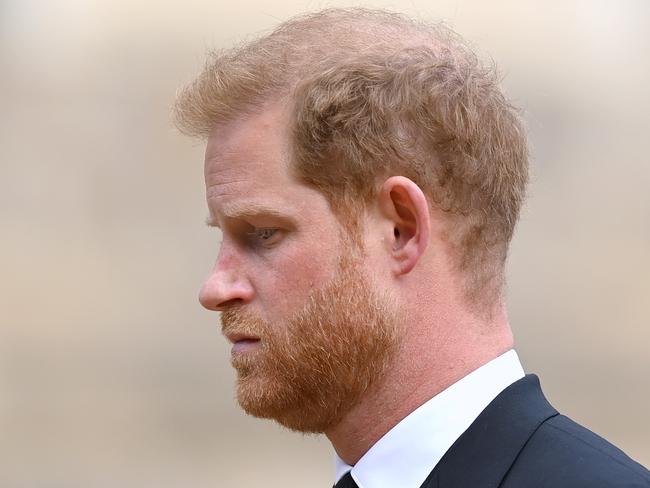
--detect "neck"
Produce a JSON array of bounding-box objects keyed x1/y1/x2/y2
[{"x1": 325, "y1": 302, "x2": 514, "y2": 465}]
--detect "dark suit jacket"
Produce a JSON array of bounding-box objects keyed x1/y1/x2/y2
[{"x1": 421, "y1": 374, "x2": 650, "y2": 487}]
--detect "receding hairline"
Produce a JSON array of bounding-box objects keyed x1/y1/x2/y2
[{"x1": 172, "y1": 8, "x2": 463, "y2": 138}]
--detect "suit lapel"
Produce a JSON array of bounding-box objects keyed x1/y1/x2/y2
[{"x1": 419, "y1": 374, "x2": 558, "y2": 488}]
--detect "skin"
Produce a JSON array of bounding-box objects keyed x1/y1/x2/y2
[{"x1": 199, "y1": 103, "x2": 515, "y2": 465}]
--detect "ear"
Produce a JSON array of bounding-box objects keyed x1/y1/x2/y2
[{"x1": 378, "y1": 176, "x2": 431, "y2": 275}]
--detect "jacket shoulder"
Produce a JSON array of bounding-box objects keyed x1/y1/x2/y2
[{"x1": 502, "y1": 414, "x2": 650, "y2": 487}]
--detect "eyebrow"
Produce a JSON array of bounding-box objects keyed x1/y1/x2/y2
[{"x1": 204, "y1": 203, "x2": 292, "y2": 228}]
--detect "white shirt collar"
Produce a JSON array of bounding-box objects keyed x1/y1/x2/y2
[{"x1": 334, "y1": 349, "x2": 525, "y2": 488}]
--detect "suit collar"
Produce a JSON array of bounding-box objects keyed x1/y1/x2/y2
[
  {"x1": 334, "y1": 351, "x2": 525, "y2": 488},
  {"x1": 421, "y1": 374, "x2": 558, "y2": 488}
]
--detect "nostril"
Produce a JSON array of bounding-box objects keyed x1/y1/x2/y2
[{"x1": 215, "y1": 297, "x2": 244, "y2": 311}]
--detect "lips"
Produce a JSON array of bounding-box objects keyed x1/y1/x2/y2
[
  {"x1": 225, "y1": 332, "x2": 262, "y2": 354},
  {"x1": 220, "y1": 308, "x2": 264, "y2": 355},
  {"x1": 225, "y1": 332, "x2": 261, "y2": 344}
]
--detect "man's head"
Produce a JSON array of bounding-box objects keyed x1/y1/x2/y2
[
  {"x1": 174, "y1": 8, "x2": 528, "y2": 434},
  {"x1": 174, "y1": 8, "x2": 529, "y2": 314}
]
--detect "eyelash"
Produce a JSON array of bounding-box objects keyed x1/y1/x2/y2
[{"x1": 246, "y1": 228, "x2": 280, "y2": 246}]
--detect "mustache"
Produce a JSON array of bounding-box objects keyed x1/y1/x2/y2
[{"x1": 221, "y1": 309, "x2": 269, "y2": 337}]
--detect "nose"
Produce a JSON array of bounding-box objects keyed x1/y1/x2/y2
[{"x1": 198, "y1": 263, "x2": 254, "y2": 311}]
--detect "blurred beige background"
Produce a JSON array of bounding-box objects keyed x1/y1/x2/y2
[{"x1": 1, "y1": 0, "x2": 648, "y2": 486}]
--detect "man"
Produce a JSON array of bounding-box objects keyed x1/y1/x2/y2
[{"x1": 173, "y1": 8, "x2": 649, "y2": 488}]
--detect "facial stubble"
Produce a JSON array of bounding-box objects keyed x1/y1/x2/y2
[{"x1": 220, "y1": 254, "x2": 399, "y2": 433}]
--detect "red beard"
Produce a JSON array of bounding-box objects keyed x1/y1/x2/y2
[{"x1": 221, "y1": 253, "x2": 398, "y2": 433}]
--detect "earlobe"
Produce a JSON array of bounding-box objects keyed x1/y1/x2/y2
[{"x1": 379, "y1": 177, "x2": 431, "y2": 275}]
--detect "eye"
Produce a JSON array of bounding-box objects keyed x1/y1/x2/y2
[
  {"x1": 247, "y1": 227, "x2": 281, "y2": 246},
  {"x1": 254, "y1": 228, "x2": 276, "y2": 240}
]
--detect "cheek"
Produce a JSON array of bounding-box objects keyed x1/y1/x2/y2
[{"x1": 256, "y1": 240, "x2": 338, "y2": 318}]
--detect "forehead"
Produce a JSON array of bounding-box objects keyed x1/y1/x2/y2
[
  {"x1": 205, "y1": 104, "x2": 289, "y2": 174},
  {"x1": 203, "y1": 106, "x2": 326, "y2": 223}
]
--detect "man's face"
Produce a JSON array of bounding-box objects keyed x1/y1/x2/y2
[{"x1": 200, "y1": 105, "x2": 399, "y2": 433}]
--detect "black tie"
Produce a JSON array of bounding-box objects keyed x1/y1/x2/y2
[{"x1": 334, "y1": 471, "x2": 358, "y2": 488}]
